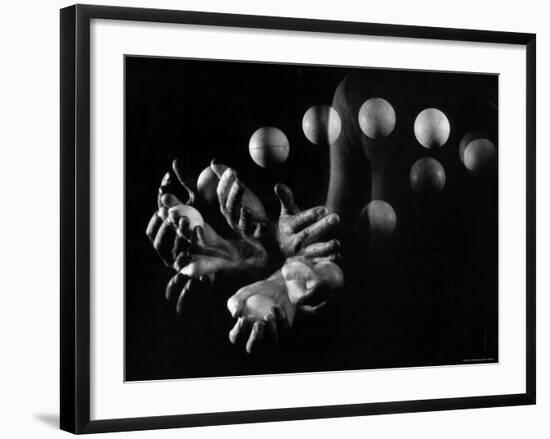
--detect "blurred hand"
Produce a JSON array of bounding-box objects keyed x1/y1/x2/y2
[
  {"x1": 146, "y1": 198, "x2": 270, "y2": 314},
  {"x1": 210, "y1": 162, "x2": 267, "y2": 236},
  {"x1": 157, "y1": 158, "x2": 199, "y2": 207},
  {"x1": 274, "y1": 184, "x2": 341, "y2": 260},
  {"x1": 226, "y1": 274, "x2": 295, "y2": 354},
  {"x1": 146, "y1": 205, "x2": 187, "y2": 270},
  {"x1": 175, "y1": 219, "x2": 268, "y2": 286},
  {"x1": 282, "y1": 256, "x2": 344, "y2": 315}
]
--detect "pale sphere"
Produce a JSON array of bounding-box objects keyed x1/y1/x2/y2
[
  {"x1": 409, "y1": 157, "x2": 446, "y2": 194},
  {"x1": 458, "y1": 131, "x2": 487, "y2": 163},
  {"x1": 313, "y1": 260, "x2": 345, "y2": 288},
  {"x1": 360, "y1": 200, "x2": 397, "y2": 238},
  {"x1": 168, "y1": 204, "x2": 205, "y2": 230},
  {"x1": 358, "y1": 97, "x2": 396, "y2": 139},
  {"x1": 302, "y1": 105, "x2": 342, "y2": 146},
  {"x1": 248, "y1": 126, "x2": 290, "y2": 168},
  {"x1": 414, "y1": 108, "x2": 450, "y2": 149},
  {"x1": 464, "y1": 138, "x2": 496, "y2": 173},
  {"x1": 197, "y1": 164, "x2": 226, "y2": 205}
]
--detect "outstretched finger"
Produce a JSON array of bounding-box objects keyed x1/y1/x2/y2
[
  {"x1": 217, "y1": 168, "x2": 237, "y2": 212},
  {"x1": 165, "y1": 272, "x2": 188, "y2": 302},
  {"x1": 238, "y1": 207, "x2": 254, "y2": 235},
  {"x1": 176, "y1": 278, "x2": 200, "y2": 314},
  {"x1": 229, "y1": 317, "x2": 251, "y2": 345},
  {"x1": 146, "y1": 212, "x2": 163, "y2": 241},
  {"x1": 296, "y1": 213, "x2": 340, "y2": 248},
  {"x1": 302, "y1": 239, "x2": 341, "y2": 259},
  {"x1": 226, "y1": 180, "x2": 245, "y2": 224},
  {"x1": 246, "y1": 321, "x2": 265, "y2": 354},
  {"x1": 287, "y1": 206, "x2": 328, "y2": 232},
  {"x1": 274, "y1": 183, "x2": 299, "y2": 216}
]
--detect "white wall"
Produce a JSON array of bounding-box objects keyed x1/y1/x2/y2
[{"x1": 0, "y1": 0, "x2": 546, "y2": 437}]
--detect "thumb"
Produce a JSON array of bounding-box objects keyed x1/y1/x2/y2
[
  {"x1": 227, "y1": 290, "x2": 248, "y2": 318},
  {"x1": 226, "y1": 295, "x2": 243, "y2": 319},
  {"x1": 172, "y1": 158, "x2": 196, "y2": 203},
  {"x1": 274, "y1": 183, "x2": 298, "y2": 215}
]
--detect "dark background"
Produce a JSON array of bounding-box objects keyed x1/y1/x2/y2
[{"x1": 125, "y1": 56, "x2": 498, "y2": 381}]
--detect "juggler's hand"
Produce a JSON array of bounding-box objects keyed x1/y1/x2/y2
[
  {"x1": 210, "y1": 162, "x2": 268, "y2": 236},
  {"x1": 275, "y1": 184, "x2": 341, "y2": 260},
  {"x1": 146, "y1": 198, "x2": 269, "y2": 314},
  {"x1": 282, "y1": 256, "x2": 344, "y2": 315},
  {"x1": 226, "y1": 274, "x2": 294, "y2": 354}
]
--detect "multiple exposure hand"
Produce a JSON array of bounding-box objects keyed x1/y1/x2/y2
[
  {"x1": 174, "y1": 218, "x2": 268, "y2": 286},
  {"x1": 147, "y1": 197, "x2": 269, "y2": 313},
  {"x1": 146, "y1": 159, "x2": 346, "y2": 348},
  {"x1": 225, "y1": 254, "x2": 345, "y2": 354},
  {"x1": 274, "y1": 184, "x2": 341, "y2": 260},
  {"x1": 282, "y1": 256, "x2": 344, "y2": 314},
  {"x1": 226, "y1": 274, "x2": 295, "y2": 354},
  {"x1": 158, "y1": 158, "x2": 199, "y2": 207},
  {"x1": 210, "y1": 162, "x2": 268, "y2": 236}
]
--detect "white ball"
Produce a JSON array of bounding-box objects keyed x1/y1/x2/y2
[
  {"x1": 464, "y1": 138, "x2": 496, "y2": 173},
  {"x1": 302, "y1": 105, "x2": 342, "y2": 146},
  {"x1": 248, "y1": 126, "x2": 290, "y2": 168},
  {"x1": 360, "y1": 200, "x2": 397, "y2": 238},
  {"x1": 459, "y1": 131, "x2": 487, "y2": 163},
  {"x1": 196, "y1": 164, "x2": 227, "y2": 205},
  {"x1": 414, "y1": 108, "x2": 450, "y2": 149},
  {"x1": 168, "y1": 204, "x2": 205, "y2": 230},
  {"x1": 313, "y1": 260, "x2": 344, "y2": 288},
  {"x1": 358, "y1": 98, "x2": 396, "y2": 139},
  {"x1": 409, "y1": 157, "x2": 446, "y2": 194}
]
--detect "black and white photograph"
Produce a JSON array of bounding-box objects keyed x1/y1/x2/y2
[
  {"x1": 127, "y1": 56, "x2": 499, "y2": 381},
  {"x1": 1, "y1": 0, "x2": 545, "y2": 436}
]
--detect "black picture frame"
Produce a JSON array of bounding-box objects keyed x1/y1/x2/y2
[{"x1": 60, "y1": 4, "x2": 536, "y2": 434}]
